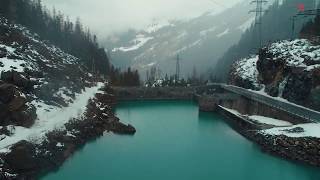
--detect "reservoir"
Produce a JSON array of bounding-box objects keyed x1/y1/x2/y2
[{"x1": 43, "y1": 101, "x2": 320, "y2": 180}]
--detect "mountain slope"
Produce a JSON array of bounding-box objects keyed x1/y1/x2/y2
[
  {"x1": 0, "y1": 17, "x2": 134, "y2": 179},
  {"x1": 0, "y1": 0, "x2": 110, "y2": 76},
  {"x1": 107, "y1": 1, "x2": 255, "y2": 78},
  {"x1": 214, "y1": 0, "x2": 318, "y2": 80}
]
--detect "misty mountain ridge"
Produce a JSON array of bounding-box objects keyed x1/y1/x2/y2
[
  {"x1": 107, "y1": 0, "x2": 256, "y2": 79},
  {"x1": 213, "y1": 0, "x2": 319, "y2": 80}
]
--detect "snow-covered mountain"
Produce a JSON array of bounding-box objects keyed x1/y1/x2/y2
[{"x1": 106, "y1": 1, "x2": 255, "y2": 78}]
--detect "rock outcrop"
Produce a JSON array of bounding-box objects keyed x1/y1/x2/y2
[
  {"x1": 230, "y1": 39, "x2": 320, "y2": 111},
  {"x1": 0, "y1": 81, "x2": 36, "y2": 128},
  {"x1": 252, "y1": 133, "x2": 320, "y2": 167}
]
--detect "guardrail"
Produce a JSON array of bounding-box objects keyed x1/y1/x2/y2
[{"x1": 220, "y1": 84, "x2": 320, "y2": 122}]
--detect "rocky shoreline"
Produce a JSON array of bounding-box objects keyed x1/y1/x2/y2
[
  {"x1": 0, "y1": 85, "x2": 136, "y2": 180},
  {"x1": 219, "y1": 106, "x2": 320, "y2": 167},
  {"x1": 252, "y1": 133, "x2": 320, "y2": 167}
]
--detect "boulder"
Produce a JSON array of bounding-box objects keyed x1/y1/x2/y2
[
  {"x1": 0, "y1": 83, "x2": 16, "y2": 103},
  {"x1": 0, "y1": 48, "x2": 6, "y2": 58},
  {"x1": 0, "y1": 103, "x2": 10, "y2": 125},
  {"x1": 8, "y1": 92, "x2": 26, "y2": 112},
  {"x1": 1, "y1": 71, "x2": 32, "y2": 89},
  {"x1": 111, "y1": 122, "x2": 136, "y2": 135},
  {"x1": 10, "y1": 104, "x2": 37, "y2": 128},
  {"x1": 0, "y1": 82, "x2": 35, "y2": 127},
  {"x1": 4, "y1": 140, "x2": 38, "y2": 173}
]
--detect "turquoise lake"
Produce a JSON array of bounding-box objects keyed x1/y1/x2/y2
[{"x1": 43, "y1": 101, "x2": 320, "y2": 180}]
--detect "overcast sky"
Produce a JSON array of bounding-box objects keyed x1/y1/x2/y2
[{"x1": 42, "y1": 0, "x2": 242, "y2": 38}]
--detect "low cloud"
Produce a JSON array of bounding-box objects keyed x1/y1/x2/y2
[{"x1": 42, "y1": 0, "x2": 241, "y2": 38}]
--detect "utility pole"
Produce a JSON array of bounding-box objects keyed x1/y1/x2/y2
[
  {"x1": 175, "y1": 54, "x2": 180, "y2": 81},
  {"x1": 250, "y1": 0, "x2": 268, "y2": 49}
]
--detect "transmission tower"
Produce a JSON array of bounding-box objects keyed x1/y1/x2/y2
[
  {"x1": 175, "y1": 54, "x2": 181, "y2": 81},
  {"x1": 250, "y1": 0, "x2": 268, "y2": 48}
]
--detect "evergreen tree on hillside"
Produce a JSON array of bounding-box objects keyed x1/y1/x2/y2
[
  {"x1": 109, "y1": 66, "x2": 140, "y2": 86},
  {"x1": 213, "y1": 0, "x2": 317, "y2": 81},
  {"x1": 0, "y1": 0, "x2": 110, "y2": 75}
]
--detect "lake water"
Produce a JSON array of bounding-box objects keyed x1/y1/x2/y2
[{"x1": 43, "y1": 101, "x2": 320, "y2": 180}]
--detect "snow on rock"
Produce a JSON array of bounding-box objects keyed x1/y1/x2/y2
[
  {"x1": 232, "y1": 55, "x2": 260, "y2": 89},
  {"x1": 0, "y1": 43, "x2": 38, "y2": 74},
  {"x1": 200, "y1": 26, "x2": 217, "y2": 37},
  {"x1": 145, "y1": 20, "x2": 175, "y2": 33},
  {"x1": 56, "y1": 142, "x2": 64, "y2": 147},
  {"x1": 266, "y1": 39, "x2": 320, "y2": 70},
  {"x1": 54, "y1": 87, "x2": 74, "y2": 103},
  {"x1": 249, "y1": 115, "x2": 292, "y2": 126},
  {"x1": 216, "y1": 28, "x2": 229, "y2": 38},
  {"x1": 0, "y1": 58, "x2": 26, "y2": 73},
  {"x1": 112, "y1": 34, "x2": 154, "y2": 52},
  {"x1": 0, "y1": 82, "x2": 103, "y2": 150},
  {"x1": 172, "y1": 39, "x2": 202, "y2": 55},
  {"x1": 261, "y1": 123, "x2": 320, "y2": 138}
]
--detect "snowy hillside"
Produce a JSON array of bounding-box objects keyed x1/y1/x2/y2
[
  {"x1": 230, "y1": 39, "x2": 320, "y2": 111},
  {"x1": 0, "y1": 16, "x2": 135, "y2": 179},
  {"x1": 0, "y1": 16, "x2": 99, "y2": 150},
  {"x1": 230, "y1": 55, "x2": 260, "y2": 90},
  {"x1": 107, "y1": 1, "x2": 255, "y2": 78},
  {"x1": 265, "y1": 39, "x2": 320, "y2": 70}
]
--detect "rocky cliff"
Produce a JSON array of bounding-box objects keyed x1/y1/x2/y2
[{"x1": 230, "y1": 39, "x2": 320, "y2": 111}]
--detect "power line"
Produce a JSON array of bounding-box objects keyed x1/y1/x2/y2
[{"x1": 249, "y1": 0, "x2": 268, "y2": 48}]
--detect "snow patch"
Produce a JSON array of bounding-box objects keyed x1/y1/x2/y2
[
  {"x1": 112, "y1": 34, "x2": 153, "y2": 52},
  {"x1": 233, "y1": 55, "x2": 260, "y2": 88},
  {"x1": 267, "y1": 39, "x2": 320, "y2": 70},
  {"x1": 56, "y1": 142, "x2": 64, "y2": 147},
  {"x1": 200, "y1": 26, "x2": 217, "y2": 37},
  {"x1": 0, "y1": 58, "x2": 26, "y2": 73},
  {"x1": 262, "y1": 123, "x2": 320, "y2": 138},
  {"x1": 0, "y1": 83, "x2": 104, "y2": 150},
  {"x1": 145, "y1": 20, "x2": 174, "y2": 33},
  {"x1": 216, "y1": 29, "x2": 229, "y2": 38}
]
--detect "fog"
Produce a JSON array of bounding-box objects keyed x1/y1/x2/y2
[{"x1": 42, "y1": 0, "x2": 242, "y2": 37}]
